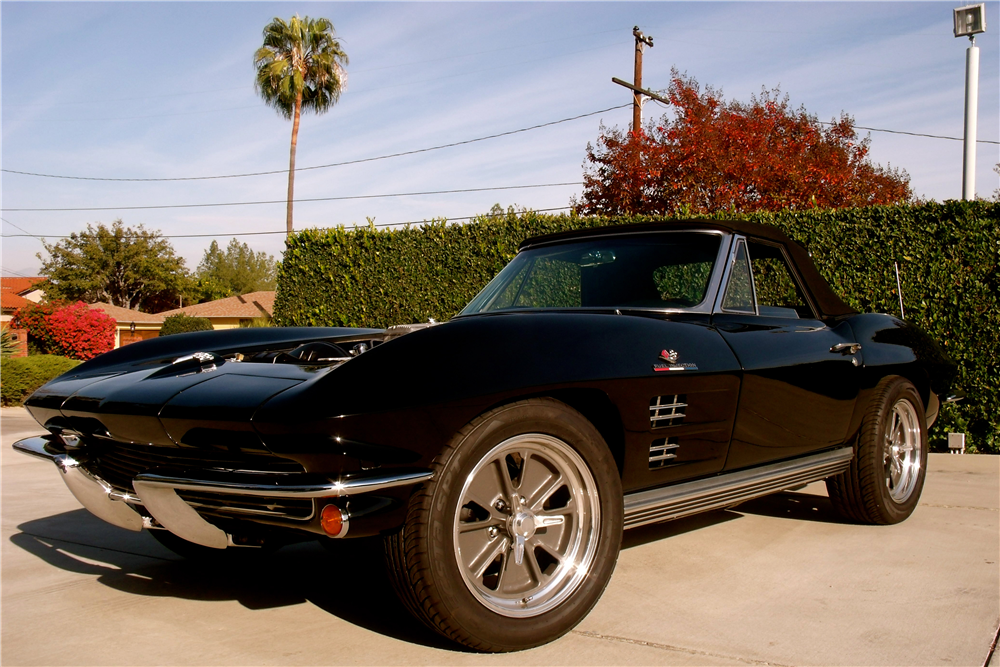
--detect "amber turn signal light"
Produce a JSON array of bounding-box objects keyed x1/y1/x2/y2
[{"x1": 321, "y1": 503, "x2": 345, "y2": 537}]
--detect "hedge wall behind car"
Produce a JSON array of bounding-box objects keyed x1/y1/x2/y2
[{"x1": 273, "y1": 201, "x2": 999, "y2": 453}]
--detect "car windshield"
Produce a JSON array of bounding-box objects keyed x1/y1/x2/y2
[{"x1": 460, "y1": 232, "x2": 722, "y2": 315}]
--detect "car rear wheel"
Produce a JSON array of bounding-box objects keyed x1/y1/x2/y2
[
  {"x1": 827, "y1": 376, "x2": 928, "y2": 524},
  {"x1": 384, "y1": 398, "x2": 623, "y2": 652}
]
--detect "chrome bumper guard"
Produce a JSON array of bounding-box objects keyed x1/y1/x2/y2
[{"x1": 13, "y1": 436, "x2": 433, "y2": 550}]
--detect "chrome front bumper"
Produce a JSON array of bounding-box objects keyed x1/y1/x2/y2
[{"x1": 13, "y1": 436, "x2": 433, "y2": 549}]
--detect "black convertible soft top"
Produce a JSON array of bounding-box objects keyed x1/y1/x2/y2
[{"x1": 520, "y1": 219, "x2": 856, "y2": 319}]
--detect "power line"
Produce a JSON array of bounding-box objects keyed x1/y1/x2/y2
[
  {"x1": 647, "y1": 99, "x2": 999, "y2": 145},
  {"x1": 0, "y1": 266, "x2": 37, "y2": 278},
  {"x1": 1, "y1": 105, "x2": 630, "y2": 182},
  {"x1": 0, "y1": 182, "x2": 582, "y2": 213},
  {"x1": 0, "y1": 217, "x2": 45, "y2": 240},
  {"x1": 0, "y1": 207, "x2": 574, "y2": 239},
  {"x1": 818, "y1": 121, "x2": 999, "y2": 144}
]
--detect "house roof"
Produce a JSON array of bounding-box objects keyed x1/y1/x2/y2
[
  {"x1": 88, "y1": 302, "x2": 165, "y2": 324},
  {"x1": 1, "y1": 277, "x2": 45, "y2": 311},
  {"x1": 157, "y1": 291, "x2": 275, "y2": 320}
]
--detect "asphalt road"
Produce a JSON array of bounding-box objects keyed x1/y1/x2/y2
[{"x1": 3, "y1": 406, "x2": 998, "y2": 666}]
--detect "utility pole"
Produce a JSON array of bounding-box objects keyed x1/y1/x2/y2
[
  {"x1": 613, "y1": 27, "x2": 667, "y2": 130},
  {"x1": 631, "y1": 26, "x2": 654, "y2": 134}
]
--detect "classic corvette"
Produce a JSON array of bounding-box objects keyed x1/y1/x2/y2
[{"x1": 15, "y1": 219, "x2": 957, "y2": 651}]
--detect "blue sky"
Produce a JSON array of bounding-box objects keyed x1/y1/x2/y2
[{"x1": 2, "y1": 1, "x2": 998, "y2": 279}]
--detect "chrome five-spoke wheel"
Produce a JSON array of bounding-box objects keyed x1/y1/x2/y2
[
  {"x1": 454, "y1": 434, "x2": 600, "y2": 617},
  {"x1": 883, "y1": 397, "x2": 921, "y2": 503},
  {"x1": 826, "y1": 376, "x2": 928, "y2": 525},
  {"x1": 383, "y1": 398, "x2": 623, "y2": 652}
]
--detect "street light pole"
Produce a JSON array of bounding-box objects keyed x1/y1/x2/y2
[
  {"x1": 962, "y1": 37, "x2": 980, "y2": 200},
  {"x1": 953, "y1": 4, "x2": 987, "y2": 200}
]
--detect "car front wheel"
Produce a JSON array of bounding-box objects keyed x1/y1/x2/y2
[{"x1": 384, "y1": 398, "x2": 623, "y2": 652}]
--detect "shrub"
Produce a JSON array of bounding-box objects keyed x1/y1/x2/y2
[
  {"x1": 160, "y1": 313, "x2": 214, "y2": 336},
  {"x1": 0, "y1": 327, "x2": 18, "y2": 358},
  {"x1": 0, "y1": 355, "x2": 80, "y2": 406},
  {"x1": 274, "y1": 201, "x2": 999, "y2": 453},
  {"x1": 11, "y1": 301, "x2": 62, "y2": 354},
  {"x1": 12, "y1": 301, "x2": 115, "y2": 360},
  {"x1": 239, "y1": 316, "x2": 273, "y2": 328},
  {"x1": 48, "y1": 302, "x2": 116, "y2": 360}
]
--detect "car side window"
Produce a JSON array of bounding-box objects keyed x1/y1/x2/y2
[
  {"x1": 746, "y1": 241, "x2": 812, "y2": 318},
  {"x1": 721, "y1": 241, "x2": 755, "y2": 313}
]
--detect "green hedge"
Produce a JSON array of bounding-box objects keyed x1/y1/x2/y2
[
  {"x1": 159, "y1": 313, "x2": 214, "y2": 336},
  {"x1": 1, "y1": 355, "x2": 81, "y2": 406},
  {"x1": 274, "y1": 202, "x2": 999, "y2": 453}
]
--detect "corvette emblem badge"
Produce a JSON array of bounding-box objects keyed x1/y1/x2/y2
[{"x1": 653, "y1": 349, "x2": 698, "y2": 372}]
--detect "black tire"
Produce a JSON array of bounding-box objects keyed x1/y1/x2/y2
[
  {"x1": 149, "y1": 529, "x2": 279, "y2": 562},
  {"x1": 827, "y1": 376, "x2": 928, "y2": 525},
  {"x1": 384, "y1": 398, "x2": 623, "y2": 652}
]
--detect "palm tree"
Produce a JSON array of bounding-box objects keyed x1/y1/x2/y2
[{"x1": 254, "y1": 15, "x2": 348, "y2": 235}]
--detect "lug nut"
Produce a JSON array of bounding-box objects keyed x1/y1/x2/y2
[{"x1": 488, "y1": 526, "x2": 499, "y2": 539}]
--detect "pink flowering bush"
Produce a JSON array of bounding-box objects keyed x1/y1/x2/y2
[{"x1": 15, "y1": 301, "x2": 116, "y2": 361}]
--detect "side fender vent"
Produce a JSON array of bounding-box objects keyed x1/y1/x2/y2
[
  {"x1": 650, "y1": 394, "x2": 686, "y2": 428},
  {"x1": 649, "y1": 438, "x2": 680, "y2": 469}
]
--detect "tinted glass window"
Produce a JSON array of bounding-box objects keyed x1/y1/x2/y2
[
  {"x1": 460, "y1": 233, "x2": 721, "y2": 315},
  {"x1": 747, "y1": 241, "x2": 812, "y2": 318},
  {"x1": 721, "y1": 241, "x2": 755, "y2": 313}
]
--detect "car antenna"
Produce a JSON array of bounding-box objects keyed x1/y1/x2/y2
[{"x1": 894, "y1": 261, "x2": 905, "y2": 320}]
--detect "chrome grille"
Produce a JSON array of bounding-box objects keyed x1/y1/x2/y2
[
  {"x1": 88, "y1": 442, "x2": 303, "y2": 492},
  {"x1": 649, "y1": 438, "x2": 680, "y2": 469},
  {"x1": 650, "y1": 395, "x2": 687, "y2": 428},
  {"x1": 177, "y1": 490, "x2": 314, "y2": 521}
]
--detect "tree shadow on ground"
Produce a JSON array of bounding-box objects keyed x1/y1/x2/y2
[{"x1": 11, "y1": 510, "x2": 460, "y2": 651}]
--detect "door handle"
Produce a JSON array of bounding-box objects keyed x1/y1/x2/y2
[{"x1": 830, "y1": 343, "x2": 862, "y2": 355}]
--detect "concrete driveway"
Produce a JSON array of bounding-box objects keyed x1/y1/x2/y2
[{"x1": 3, "y1": 406, "x2": 997, "y2": 666}]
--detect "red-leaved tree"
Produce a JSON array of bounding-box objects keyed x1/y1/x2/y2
[
  {"x1": 13, "y1": 301, "x2": 116, "y2": 360},
  {"x1": 577, "y1": 71, "x2": 912, "y2": 215}
]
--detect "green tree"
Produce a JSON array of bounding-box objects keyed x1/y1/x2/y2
[
  {"x1": 254, "y1": 14, "x2": 348, "y2": 235},
  {"x1": 38, "y1": 220, "x2": 190, "y2": 311},
  {"x1": 195, "y1": 239, "x2": 278, "y2": 301}
]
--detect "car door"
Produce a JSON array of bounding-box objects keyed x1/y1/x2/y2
[{"x1": 713, "y1": 236, "x2": 860, "y2": 470}]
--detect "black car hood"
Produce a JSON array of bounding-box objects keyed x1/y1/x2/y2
[{"x1": 24, "y1": 326, "x2": 382, "y2": 448}]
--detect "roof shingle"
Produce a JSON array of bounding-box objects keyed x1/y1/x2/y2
[
  {"x1": 88, "y1": 302, "x2": 165, "y2": 324},
  {"x1": 1, "y1": 277, "x2": 45, "y2": 311},
  {"x1": 157, "y1": 291, "x2": 275, "y2": 320}
]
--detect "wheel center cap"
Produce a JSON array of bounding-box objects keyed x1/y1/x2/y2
[{"x1": 510, "y1": 511, "x2": 536, "y2": 539}]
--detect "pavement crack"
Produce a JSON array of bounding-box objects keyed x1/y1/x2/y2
[
  {"x1": 572, "y1": 630, "x2": 794, "y2": 666},
  {"x1": 920, "y1": 503, "x2": 999, "y2": 512},
  {"x1": 983, "y1": 620, "x2": 999, "y2": 667}
]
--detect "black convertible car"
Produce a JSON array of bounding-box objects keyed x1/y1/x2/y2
[{"x1": 15, "y1": 219, "x2": 956, "y2": 652}]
